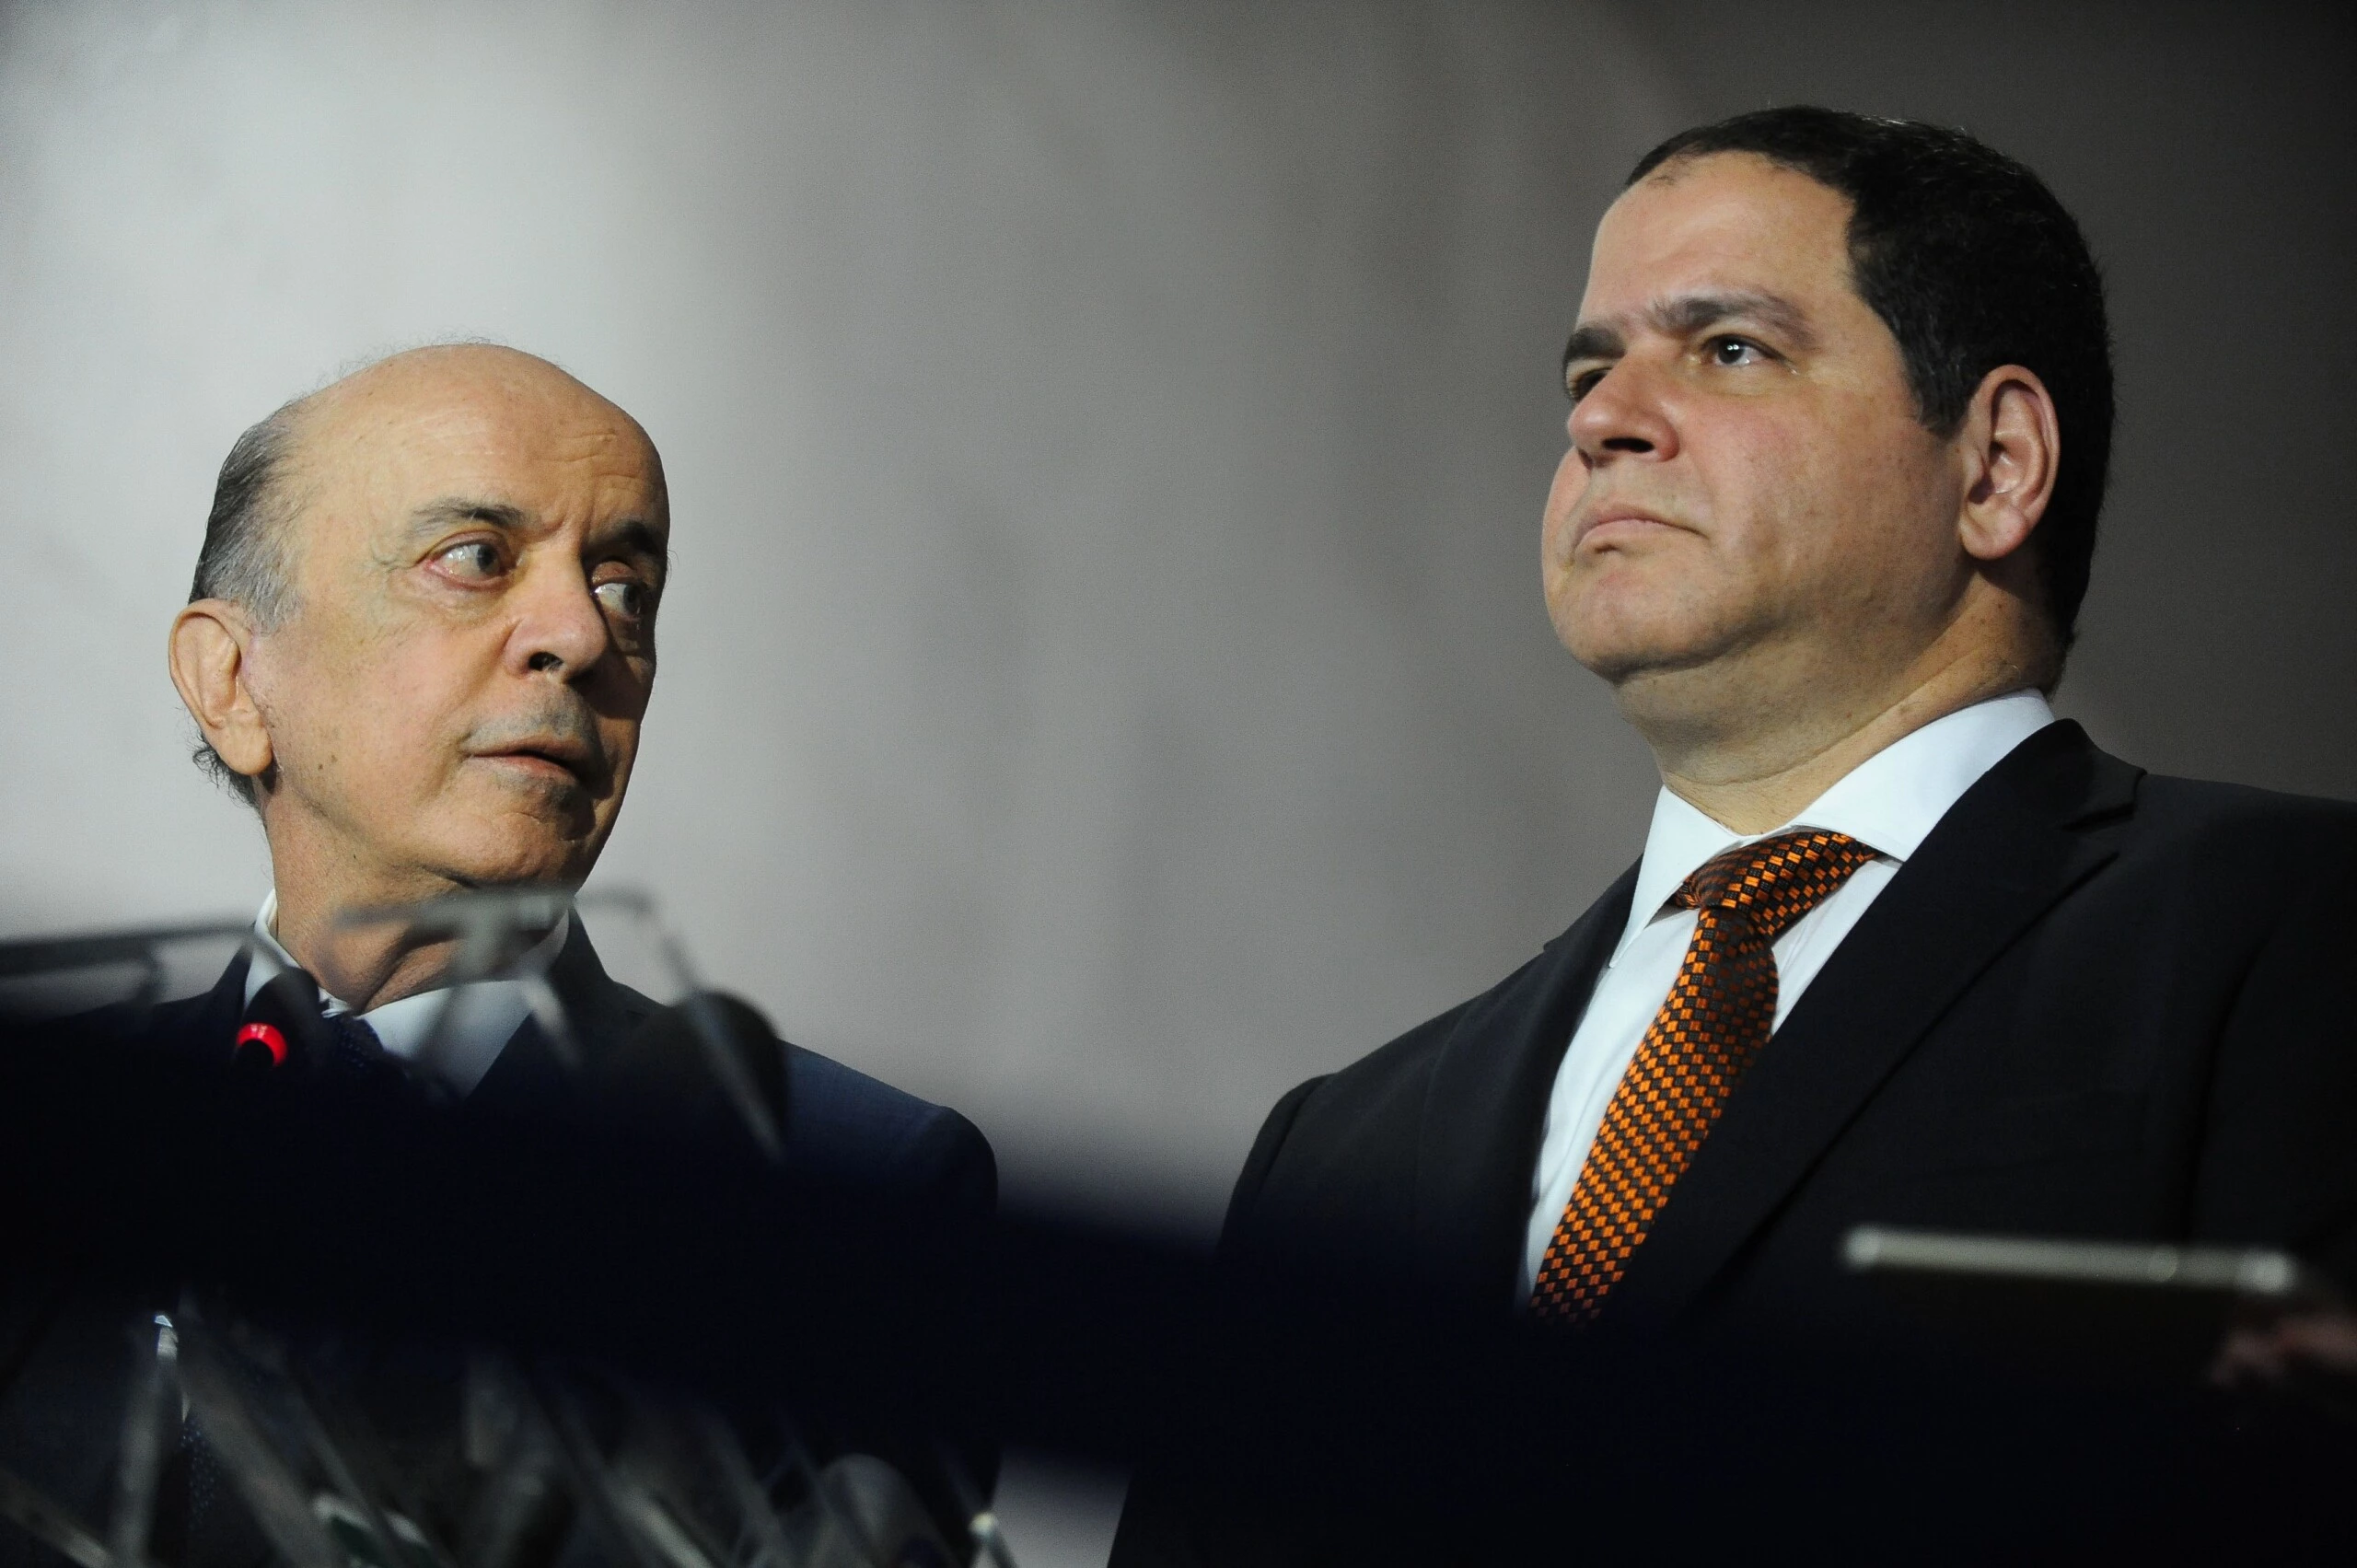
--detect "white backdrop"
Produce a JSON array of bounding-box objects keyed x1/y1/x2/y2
[{"x1": 0, "y1": 0, "x2": 1678, "y2": 1226}]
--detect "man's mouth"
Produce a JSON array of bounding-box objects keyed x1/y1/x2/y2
[
  {"x1": 473, "y1": 740, "x2": 595, "y2": 787},
  {"x1": 462, "y1": 704, "x2": 613, "y2": 796},
  {"x1": 1573, "y1": 505, "x2": 1686, "y2": 552}
]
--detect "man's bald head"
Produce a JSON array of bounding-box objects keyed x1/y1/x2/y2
[
  {"x1": 169, "y1": 343, "x2": 668, "y2": 1005},
  {"x1": 291, "y1": 343, "x2": 664, "y2": 506},
  {"x1": 188, "y1": 345, "x2": 664, "y2": 802}
]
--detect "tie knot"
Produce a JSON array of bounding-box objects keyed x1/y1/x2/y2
[{"x1": 1674, "y1": 829, "x2": 1877, "y2": 944}]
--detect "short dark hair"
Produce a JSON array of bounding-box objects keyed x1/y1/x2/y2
[
  {"x1": 1627, "y1": 106, "x2": 2113, "y2": 659},
  {"x1": 188, "y1": 401, "x2": 304, "y2": 806}
]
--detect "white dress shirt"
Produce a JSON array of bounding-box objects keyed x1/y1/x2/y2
[
  {"x1": 1519, "y1": 690, "x2": 2059, "y2": 1297},
  {"x1": 243, "y1": 890, "x2": 571, "y2": 1098}
]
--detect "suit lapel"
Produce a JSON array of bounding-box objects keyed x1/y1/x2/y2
[
  {"x1": 466, "y1": 923, "x2": 647, "y2": 1112},
  {"x1": 143, "y1": 951, "x2": 254, "y2": 1068},
  {"x1": 1412, "y1": 863, "x2": 1637, "y2": 1310},
  {"x1": 1608, "y1": 722, "x2": 2144, "y2": 1323}
]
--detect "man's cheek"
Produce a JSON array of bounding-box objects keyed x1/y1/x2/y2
[{"x1": 1540, "y1": 464, "x2": 1588, "y2": 562}]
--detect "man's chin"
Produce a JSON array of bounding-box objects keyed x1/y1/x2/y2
[
  {"x1": 1550, "y1": 575, "x2": 1761, "y2": 679},
  {"x1": 417, "y1": 820, "x2": 605, "y2": 893},
  {"x1": 1556, "y1": 617, "x2": 1732, "y2": 688}
]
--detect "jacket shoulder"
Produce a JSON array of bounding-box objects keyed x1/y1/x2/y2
[
  {"x1": 1273, "y1": 938, "x2": 1566, "y2": 1151},
  {"x1": 2114, "y1": 773, "x2": 2357, "y2": 887},
  {"x1": 52, "y1": 959, "x2": 245, "y2": 1067},
  {"x1": 783, "y1": 1043, "x2": 996, "y2": 1210},
  {"x1": 1217, "y1": 1001, "x2": 1471, "y2": 1263},
  {"x1": 1224, "y1": 945, "x2": 1559, "y2": 1246},
  {"x1": 2131, "y1": 772, "x2": 2357, "y2": 835},
  {"x1": 1280, "y1": 992, "x2": 1480, "y2": 1144}
]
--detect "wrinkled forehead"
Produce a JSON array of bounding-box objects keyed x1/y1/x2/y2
[{"x1": 290, "y1": 366, "x2": 668, "y2": 553}]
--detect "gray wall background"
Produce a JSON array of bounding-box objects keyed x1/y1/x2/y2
[{"x1": 4, "y1": 0, "x2": 2351, "y2": 1241}]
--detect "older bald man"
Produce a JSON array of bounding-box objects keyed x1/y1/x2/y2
[
  {"x1": 159, "y1": 345, "x2": 992, "y2": 1176},
  {"x1": 169, "y1": 343, "x2": 670, "y2": 1027},
  {"x1": 0, "y1": 345, "x2": 997, "y2": 1565}
]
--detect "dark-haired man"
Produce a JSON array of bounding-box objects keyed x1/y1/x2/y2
[{"x1": 1114, "y1": 106, "x2": 2357, "y2": 1559}]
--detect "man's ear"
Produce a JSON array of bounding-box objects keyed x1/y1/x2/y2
[
  {"x1": 1956, "y1": 363, "x2": 2061, "y2": 563},
  {"x1": 168, "y1": 600, "x2": 274, "y2": 782}
]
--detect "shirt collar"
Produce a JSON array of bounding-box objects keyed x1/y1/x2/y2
[
  {"x1": 1611, "y1": 689, "x2": 2056, "y2": 963},
  {"x1": 246, "y1": 889, "x2": 573, "y2": 1096}
]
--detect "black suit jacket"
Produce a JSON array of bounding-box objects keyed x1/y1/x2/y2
[
  {"x1": 125, "y1": 923, "x2": 995, "y2": 1208},
  {"x1": 1113, "y1": 722, "x2": 2357, "y2": 1562},
  {"x1": 1221, "y1": 722, "x2": 2357, "y2": 1330}
]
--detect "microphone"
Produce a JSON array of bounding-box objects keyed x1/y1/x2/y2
[{"x1": 231, "y1": 968, "x2": 337, "y2": 1073}]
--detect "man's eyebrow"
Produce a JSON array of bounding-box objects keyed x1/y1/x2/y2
[
  {"x1": 407, "y1": 499, "x2": 668, "y2": 575},
  {"x1": 1562, "y1": 321, "x2": 1625, "y2": 376},
  {"x1": 1644, "y1": 290, "x2": 1819, "y2": 351},
  {"x1": 1562, "y1": 291, "x2": 1821, "y2": 384},
  {"x1": 408, "y1": 498, "x2": 534, "y2": 534}
]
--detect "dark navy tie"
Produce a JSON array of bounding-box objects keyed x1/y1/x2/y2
[{"x1": 325, "y1": 1007, "x2": 394, "y2": 1082}]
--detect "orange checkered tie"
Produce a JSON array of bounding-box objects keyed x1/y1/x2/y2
[{"x1": 1530, "y1": 829, "x2": 1878, "y2": 1323}]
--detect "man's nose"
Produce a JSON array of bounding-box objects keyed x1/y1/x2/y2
[
  {"x1": 508, "y1": 560, "x2": 611, "y2": 679},
  {"x1": 1567, "y1": 358, "x2": 1678, "y2": 467}
]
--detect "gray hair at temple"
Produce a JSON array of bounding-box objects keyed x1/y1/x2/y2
[
  {"x1": 184, "y1": 340, "x2": 517, "y2": 805},
  {"x1": 186, "y1": 396, "x2": 306, "y2": 806}
]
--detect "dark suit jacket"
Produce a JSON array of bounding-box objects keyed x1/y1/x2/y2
[
  {"x1": 123, "y1": 923, "x2": 994, "y2": 1210},
  {"x1": 1113, "y1": 722, "x2": 2357, "y2": 1562},
  {"x1": 1220, "y1": 721, "x2": 2357, "y2": 1330},
  {"x1": 0, "y1": 925, "x2": 995, "y2": 1566}
]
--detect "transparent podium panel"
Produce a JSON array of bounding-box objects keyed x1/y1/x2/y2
[{"x1": 0, "y1": 920, "x2": 250, "y2": 1023}]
